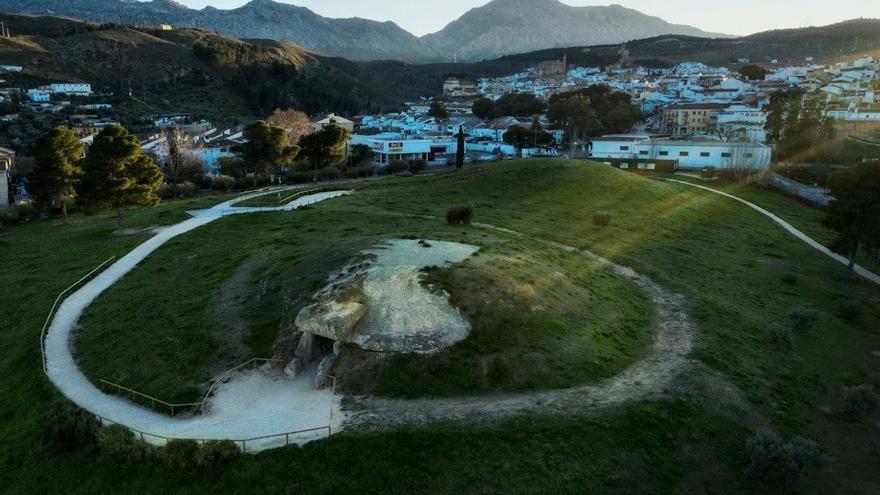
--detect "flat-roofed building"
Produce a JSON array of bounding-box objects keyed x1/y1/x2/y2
[{"x1": 591, "y1": 134, "x2": 771, "y2": 171}]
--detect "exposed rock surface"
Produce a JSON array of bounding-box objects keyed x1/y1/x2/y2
[
  {"x1": 293, "y1": 239, "x2": 479, "y2": 355},
  {"x1": 295, "y1": 302, "x2": 366, "y2": 342}
]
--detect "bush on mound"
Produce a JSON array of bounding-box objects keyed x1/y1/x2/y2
[
  {"x1": 446, "y1": 206, "x2": 473, "y2": 225},
  {"x1": 745, "y1": 429, "x2": 828, "y2": 485},
  {"x1": 593, "y1": 210, "x2": 613, "y2": 227},
  {"x1": 839, "y1": 384, "x2": 878, "y2": 421}
]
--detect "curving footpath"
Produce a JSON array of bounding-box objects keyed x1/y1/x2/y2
[
  {"x1": 663, "y1": 179, "x2": 880, "y2": 287},
  {"x1": 342, "y1": 222, "x2": 696, "y2": 431},
  {"x1": 45, "y1": 189, "x2": 352, "y2": 453}
]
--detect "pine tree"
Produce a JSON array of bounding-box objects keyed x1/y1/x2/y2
[
  {"x1": 29, "y1": 126, "x2": 83, "y2": 224},
  {"x1": 78, "y1": 125, "x2": 164, "y2": 228}
]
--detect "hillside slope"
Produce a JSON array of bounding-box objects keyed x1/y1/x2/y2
[
  {"x1": 0, "y1": 14, "x2": 440, "y2": 119},
  {"x1": 0, "y1": 0, "x2": 723, "y2": 62},
  {"x1": 0, "y1": 0, "x2": 440, "y2": 62}
]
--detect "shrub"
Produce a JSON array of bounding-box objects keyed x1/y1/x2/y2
[
  {"x1": 162, "y1": 439, "x2": 200, "y2": 468},
  {"x1": 41, "y1": 399, "x2": 100, "y2": 452},
  {"x1": 316, "y1": 167, "x2": 342, "y2": 181},
  {"x1": 156, "y1": 183, "x2": 174, "y2": 200},
  {"x1": 780, "y1": 273, "x2": 798, "y2": 285},
  {"x1": 0, "y1": 206, "x2": 20, "y2": 228},
  {"x1": 211, "y1": 175, "x2": 235, "y2": 192},
  {"x1": 592, "y1": 210, "x2": 613, "y2": 227},
  {"x1": 766, "y1": 324, "x2": 794, "y2": 352},
  {"x1": 835, "y1": 303, "x2": 863, "y2": 323},
  {"x1": 839, "y1": 384, "x2": 878, "y2": 421},
  {"x1": 15, "y1": 201, "x2": 35, "y2": 220},
  {"x1": 745, "y1": 429, "x2": 827, "y2": 485},
  {"x1": 387, "y1": 160, "x2": 410, "y2": 174},
  {"x1": 233, "y1": 175, "x2": 256, "y2": 191},
  {"x1": 446, "y1": 206, "x2": 473, "y2": 225},
  {"x1": 175, "y1": 181, "x2": 198, "y2": 198},
  {"x1": 789, "y1": 309, "x2": 819, "y2": 331},
  {"x1": 342, "y1": 166, "x2": 373, "y2": 179},
  {"x1": 97, "y1": 424, "x2": 156, "y2": 463},
  {"x1": 195, "y1": 440, "x2": 240, "y2": 468},
  {"x1": 409, "y1": 159, "x2": 427, "y2": 173}
]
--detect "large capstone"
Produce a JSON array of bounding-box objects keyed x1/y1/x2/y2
[{"x1": 294, "y1": 301, "x2": 366, "y2": 341}]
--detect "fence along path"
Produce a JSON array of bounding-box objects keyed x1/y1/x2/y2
[{"x1": 41, "y1": 190, "x2": 351, "y2": 453}]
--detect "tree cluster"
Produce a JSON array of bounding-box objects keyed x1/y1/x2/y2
[
  {"x1": 547, "y1": 85, "x2": 643, "y2": 151},
  {"x1": 472, "y1": 93, "x2": 547, "y2": 120},
  {"x1": 739, "y1": 64, "x2": 768, "y2": 81},
  {"x1": 765, "y1": 89, "x2": 836, "y2": 163},
  {"x1": 823, "y1": 162, "x2": 880, "y2": 270},
  {"x1": 28, "y1": 124, "x2": 164, "y2": 227},
  {"x1": 503, "y1": 119, "x2": 554, "y2": 156}
]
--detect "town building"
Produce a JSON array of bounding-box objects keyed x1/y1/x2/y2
[
  {"x1": 0, "y1": 146, "x2": 14, "y2": 207},
  {"x1": 661, "y1": 103, "x2": 728, "y2": 136},
  {"x1": 442, "y1": 78, "x2": 478, "y2": 98},
  {"x1": 48, "y1": 83, "x2": 92, "y2": 96},
  {"x1": 26, "y1": 89, "x2": 50, "y2": 103},
  {"x1": 591, "y1": 134, "x2": 771, "y2": 171},
  {"x1": 349, "y1": 133, "x2": 457, "y2": 166},
  {"x1": 312, "y1": 113, "x2": 355, "y2": 133}
]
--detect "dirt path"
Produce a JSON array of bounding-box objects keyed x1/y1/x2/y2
[
  {"x1": 342, "y1": 224, "x2": 695, "y2": 430},
  {"x1": 663, "y1": 179, "x2": 880, "y2": 287}
]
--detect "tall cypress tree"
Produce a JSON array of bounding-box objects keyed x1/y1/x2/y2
[{"x1": 455, "y1": 126, "x2": 465, "y2": 170}]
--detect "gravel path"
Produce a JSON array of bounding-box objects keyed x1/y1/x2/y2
[
  {"x1": 663, "y1": 179, "x2": 880, "y2": 287},
  {"x1": 44, "y1": 190, "x2": 351, "y2": 452},
  {"x1": 342, "y1": 224, "x2": 695, "y2": 430}
]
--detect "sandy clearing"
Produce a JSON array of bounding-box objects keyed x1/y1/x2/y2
[{"x1": 44, "y1": 191, "x2": 351, "y2": 452}]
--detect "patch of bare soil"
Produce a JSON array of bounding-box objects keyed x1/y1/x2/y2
[{"x1": 209, "y1": 251, "x2": 269, "y2": 367}]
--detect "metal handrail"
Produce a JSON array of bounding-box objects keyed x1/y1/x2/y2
[
  {"x1": 40, "y1": 256, "x2": 117, "y2": 374},
  {"x1": 98, "y1": 358, "x2": 283, "y2": 416},
  {"x1": 98, "y1": 379, "x2": 202, "y2": 417},
  {"x1": 93, "y1": 411, "x2": 332, "y2": 453}
]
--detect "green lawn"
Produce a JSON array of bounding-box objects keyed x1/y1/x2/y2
[
  {"x1": 2, "y1": 160, "x2": 880, "y2": 494},
  {"x1": 670, "y1": 175, "x2": 880, "y2": 274}
]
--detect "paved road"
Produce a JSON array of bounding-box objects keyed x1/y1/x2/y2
[
  {"x1": 44, "y1": 190, "x2": 351, "y2": 452},
  {"x1": 664, "y1": 179, "x2": 880, "y2": 287}
]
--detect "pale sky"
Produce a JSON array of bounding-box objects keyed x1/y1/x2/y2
[{"x1": 168, "y1": 0, "x2": 880, "y2": 37}]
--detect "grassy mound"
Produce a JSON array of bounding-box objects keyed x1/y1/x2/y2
[{"x1": 339, "y1": 240, "x2": 652, "y2": 397}]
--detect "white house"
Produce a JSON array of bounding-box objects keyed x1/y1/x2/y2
[
  {"x1": 312, "y1": 114, "x2": 354, "y2": 133},
  {"x1": 0, "y1": 65, "x2": 23, "y2": 73},
  {"x1": 26, "y1": 89, "x2": 50, "y2": 102},
  {"x1": 49, "y1": 83, "x2": 92, "y2": 96},
  {"x1": 591, "y1": 134, "x2": 771, "y2": 171}
]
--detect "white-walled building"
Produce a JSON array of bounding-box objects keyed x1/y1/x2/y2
[
  {"x1": 591, "y1": 134, "x2": 771, "y2": 171},
  {"x1": 26, "y1": 89, "x2": 50, "y2": 102},
  {"x1": 350, "y1": 133, "x2": 457, "y2": 166},
  {"x1": 312, "y1": 113, "x2": 355, "y2": 133},
  {"x1": 49, "y1": 83, "x2": 92, "y2": 96}
]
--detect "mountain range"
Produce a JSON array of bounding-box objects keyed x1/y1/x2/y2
[{"x1": 0, "y1": 0, "x2": 727, "y2": 62}]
